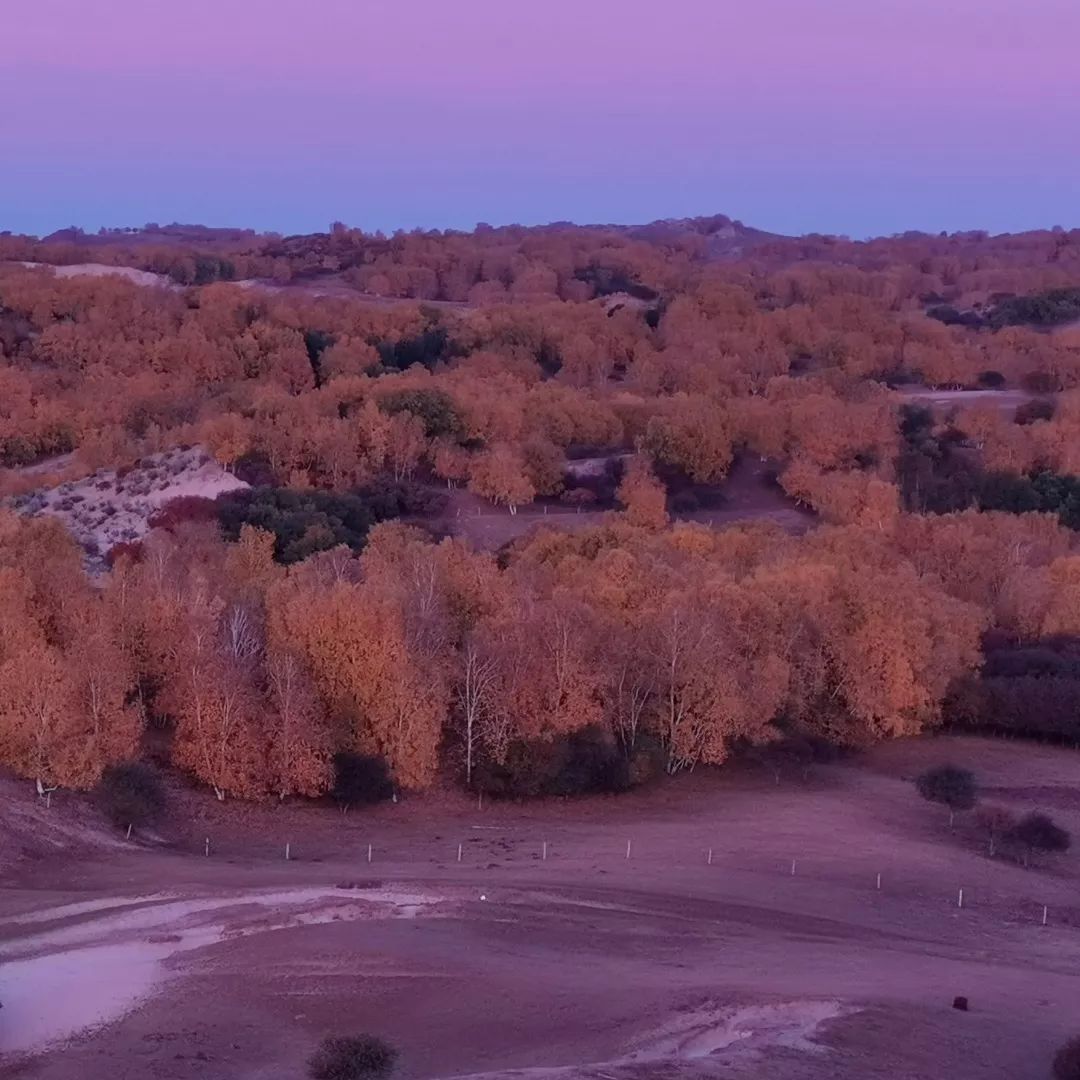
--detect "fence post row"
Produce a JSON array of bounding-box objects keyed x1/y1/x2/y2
[{"x1": 165, "y1": 834, "x2": 1056, "y2": 929}]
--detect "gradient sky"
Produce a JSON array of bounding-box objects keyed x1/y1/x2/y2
[{"x1": 3, "y1": 0, "x2": 1078, "y2": 238}]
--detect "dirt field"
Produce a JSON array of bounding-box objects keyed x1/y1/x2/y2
[
  {"x1": 2, "y1": 735, "x2": 1078, "y2": 1080},
  {"x1": 444, "y1": 457, "x2": 814, "y2": 552}
]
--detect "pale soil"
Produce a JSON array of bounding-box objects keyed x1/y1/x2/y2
[
  {"x1": 8, "y1": 446, "x2": 247, "y2": 566},
  {"x1": 13, "y1": 262, "x2": 174, "y2": 288},
  {"x1": 896, "y1": 387, "x2": 1036, "y2": 411},
  {"x1": 1, "y1": 735, "x2": 1078, "y2": 1080}
]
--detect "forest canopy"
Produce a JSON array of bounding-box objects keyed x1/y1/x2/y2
[{"x1": 1, "y1": 216, "x2": 1079, "y2": 801}]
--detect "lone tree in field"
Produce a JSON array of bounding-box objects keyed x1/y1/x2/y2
[
  {"x1": 916, "y1": 764, "x2": 977, "y2": 826},
  {"x1": 1008, "y1": 812, "x2": 1071, "y2": 867},
  {"x1": 95, "y1": 762, "x2": 167, "y2": 832},
  {"x1": 308, "y1": 1035, "x2": 397, "y2": 1080},
  {"x1": 1053, "y1": 1035, "x2": 1080, "y2": 1080}
]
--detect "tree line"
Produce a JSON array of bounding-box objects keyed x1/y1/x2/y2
[
  {"x1": 4, "y1": 491, "x2": 1080, "y2": 801},
  {"x1": 1, "y1": 217, "x2": 1080, "y2": 801}
]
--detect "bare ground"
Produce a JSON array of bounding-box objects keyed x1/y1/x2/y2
[
  {"x1": 895, "y1": 387, "x2": 1037, "y2": 412},
  {"x1": 13, "y1": 262, "x2": 175, "y2": 289},
  {"x1": 443, "y1": 458, "x2": 813, "y2": 552},
  {"x1": 7, "y1": 447, "x2": 247, "y2": 566},
  {"x1": 1, "y1": 735, "x2": 1078, "y2": 1080}
]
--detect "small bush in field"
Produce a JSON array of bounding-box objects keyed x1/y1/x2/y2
[
  {"x1": 96, "y1": 762, "x2": 166, "y2": 830},
  {"x1": 560, "y1": 486, "x2": 597, "y2": 509},
  {"x1": 308, "y1": 1035, "x2": 397, "y2": 1080},
  {"x1": 1008, "y1": 812, "x2": 1071, "y2": 865},
  {"x1": 1054, "y1": 1036, "x2": 1080, "y2": 1080},
  {"x1": 916, "y1": 764, "x2": 977, "y2": 824}
]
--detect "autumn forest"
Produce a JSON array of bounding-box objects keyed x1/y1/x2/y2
[{"x1": 2, "y1": 216, "x2": 1080, "y2": 804}]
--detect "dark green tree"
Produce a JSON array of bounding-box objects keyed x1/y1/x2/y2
[{"x1": 916, "y1": 764, "x2": 977, "y2": 825}]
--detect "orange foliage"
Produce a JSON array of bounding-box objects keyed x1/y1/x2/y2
[
  {"x1": 617, "y1": 455, "x2": 668, "y2": 530},
  {"x1": 2, "y1": 217, "x2": 1080, "y2": 800}
]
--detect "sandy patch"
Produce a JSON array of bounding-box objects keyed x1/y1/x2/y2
[
  {"x1": 623, "y1": 999, "x2": 847, "y2": 1060},
  {"x1": 896, "y1": 387, "x2": 1036, "y2": 411},
  {"x1": 14, "y1": 261, "x2": 173, "y2": 288},
  {"x1": 9, "y1": 445, "x2": 247, "y2": 566}
]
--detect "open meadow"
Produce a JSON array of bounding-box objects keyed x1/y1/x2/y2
[{"x1": 3, "y1": 735, "x2": 1078, "y2": 1080}]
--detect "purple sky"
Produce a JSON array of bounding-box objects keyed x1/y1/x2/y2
[{"x1": 3, "y1": 0, "x2": 1078, "y2": 238}]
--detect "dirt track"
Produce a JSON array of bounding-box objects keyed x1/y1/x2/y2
[
  {"x1": 443, "y1": 457, "x2": 814, "y2": 552},
  {"x1": 2, "y1": 736, "x2": 1079, "y2": 1080},
  {"x1": 896, "y1": 387, "x2": 1037, "y2": 412}
]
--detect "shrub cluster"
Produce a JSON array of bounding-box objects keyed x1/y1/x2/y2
[
  {"x1": 95, "y1": 762, "x2": 167, "y2": 830},
  {"x1": 916, "y1": 765, "x2": 1071, "y2": 865},
  {"x1": 309, "y1": 1035, "x2": 397, "y2": 1080},
  {"x1": 473, "y1": 728, "x2": 661, "y2": 799}
]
